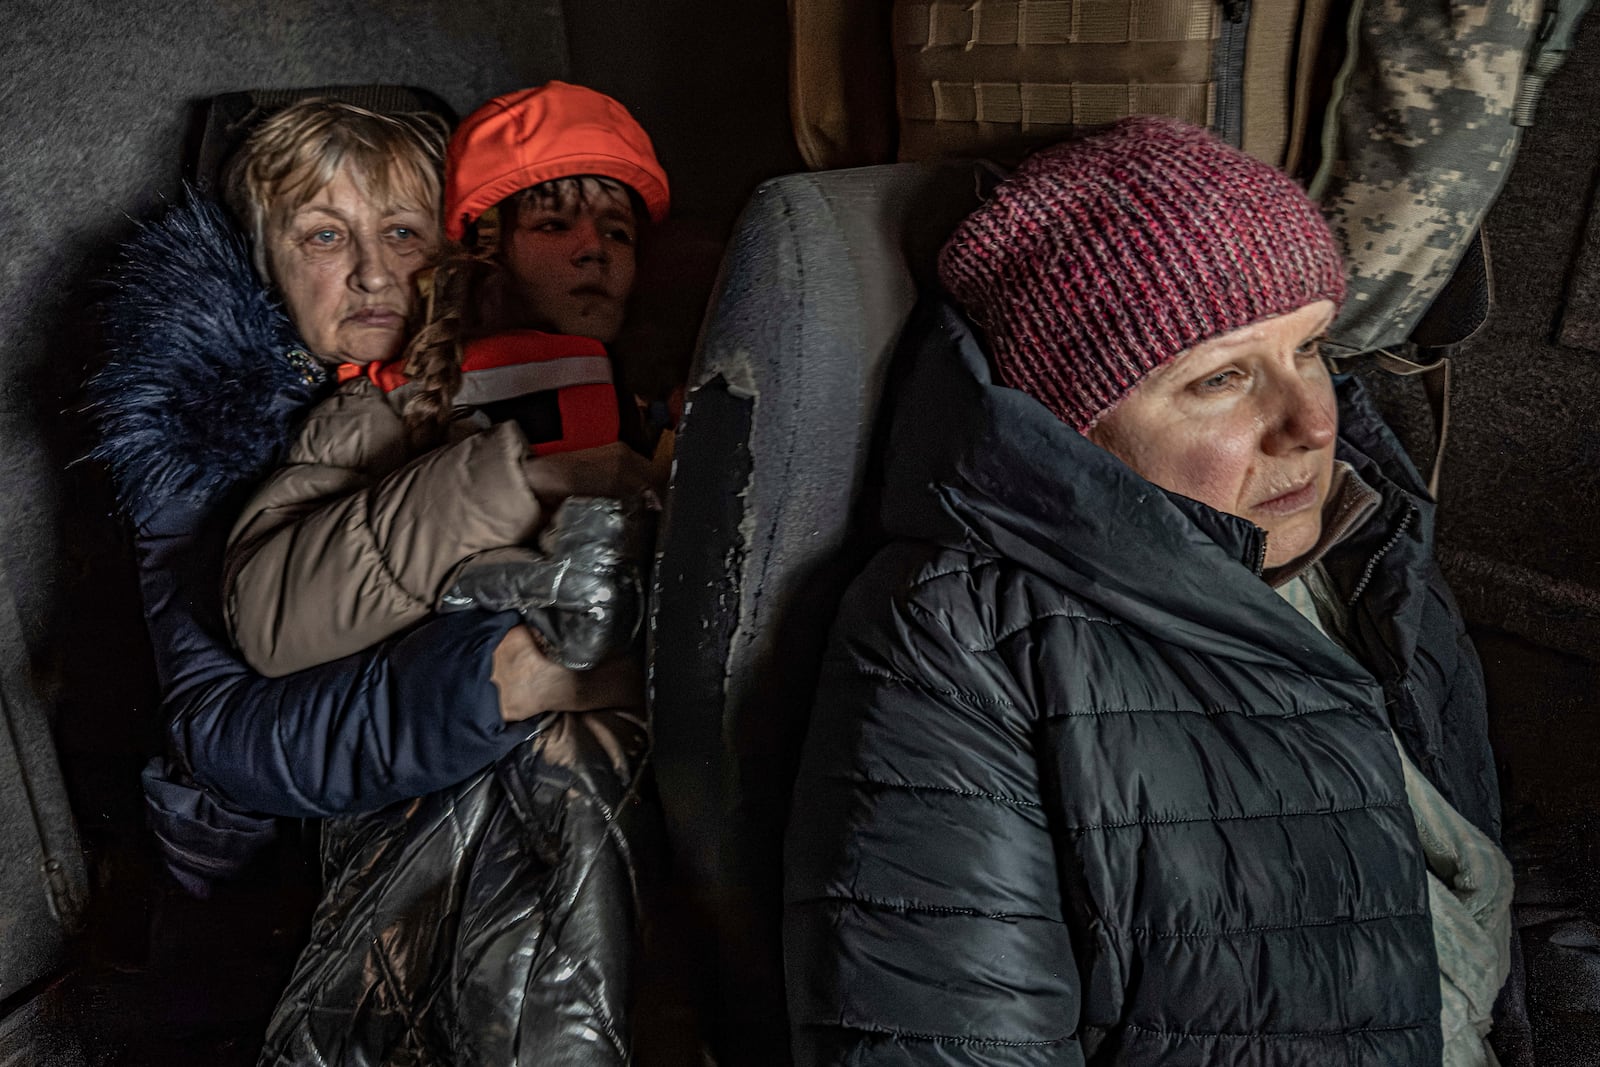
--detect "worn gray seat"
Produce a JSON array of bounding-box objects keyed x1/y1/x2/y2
[{"x1": 650, "y1": 162, "x2": 981, "y2": 1063}]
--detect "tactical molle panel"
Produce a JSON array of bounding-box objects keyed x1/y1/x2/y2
[
  {"x1": 793, "y1": 0, "x2": 1341, "y2": 172},
  {"x1": 893, "y1": 1, "x2": 1225, "y2": 161}
]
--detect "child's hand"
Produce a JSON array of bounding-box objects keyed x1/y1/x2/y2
[{"x1": 522, "y1": 441, "x2": 662, "y2": 511}]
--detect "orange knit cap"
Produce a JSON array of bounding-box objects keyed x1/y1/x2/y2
[{"x1": 444, "y1": 82, "x2": 670, "y2": 240}]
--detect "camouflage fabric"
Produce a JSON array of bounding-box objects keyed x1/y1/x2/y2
[{"x1": 1316, "y1": 0, "x2": 1542, "y2": 356}]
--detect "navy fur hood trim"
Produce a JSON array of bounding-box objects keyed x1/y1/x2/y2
[{"x1": 88, "y1": 190, "x2": 327, "y2": 525}]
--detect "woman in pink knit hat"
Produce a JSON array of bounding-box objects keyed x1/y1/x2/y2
[{"x1": 786, "y1": 117, "x2": 1511, "y2": 1066}]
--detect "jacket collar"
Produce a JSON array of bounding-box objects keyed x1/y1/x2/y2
[
  {"x1": 88, "y1": 190, "x2": 329, "y2": 530},
  {"x1": 882, "y1": 300, "x2": 1430, "y2": 686},
  {"x1": 1263, "y1": 461, "x2": 1382, "y2": 588}
]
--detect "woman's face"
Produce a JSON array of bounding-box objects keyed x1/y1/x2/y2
[
  {"x1": 500, "y1": 182, "x2": 638, "y2": 344},
  {"x1": 263, "y1": 167, "x2": 440, "y2": 365},
  {"x1": 1088, "y1": 301, "x2": 1339, "y2": 569}
]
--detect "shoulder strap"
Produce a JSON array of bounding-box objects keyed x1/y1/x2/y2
[{"x1": 1366, "y1": 349, "x2": 1452, "y2": 502}]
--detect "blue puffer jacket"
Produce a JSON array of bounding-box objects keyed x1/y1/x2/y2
[
  {"x1": 785, "y1": 302, "x2": 1501, "y2": 1065},
  {"x1": 89, "y1": 194, "x2": 531, "y2": 885}
]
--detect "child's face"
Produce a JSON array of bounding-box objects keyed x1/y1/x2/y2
[{"x1": 500, "y1": 179, "x2": 638, "y2": 344}]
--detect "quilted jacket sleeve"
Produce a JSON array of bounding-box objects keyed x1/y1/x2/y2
[
  {"x1": 138, "y1": 495, "x2": 530, "y2": 818},
  {"x1": 224, "y1": 383, "x2": 546, "y2": 677},
  {"x1": 783, "y1": 548, "x2": 1083, "y2": 1065}
]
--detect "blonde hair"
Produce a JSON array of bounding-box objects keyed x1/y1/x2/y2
[
  {"x1": 222, "y1": 98, "x2": 448, "y2": 278},
  {"x1": 399, "y1": 176, "x2": 637, "y2": 451}
]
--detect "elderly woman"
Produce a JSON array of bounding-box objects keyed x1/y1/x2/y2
[
  {"x1": 784, "y1": 118, "x2": 1512, "y2": 1065},
  {"x1": 91, "y1": 99, "x2": 651, "y2": 1064}
]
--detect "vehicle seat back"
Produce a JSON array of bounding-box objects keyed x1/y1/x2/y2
[{"x1": 651, "y1": 161, "x2": 981, "y2": 1062}]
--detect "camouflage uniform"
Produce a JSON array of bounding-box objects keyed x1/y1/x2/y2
[{"x1": 1317, "y1": 0, "x2": 1543, "y2": 356}]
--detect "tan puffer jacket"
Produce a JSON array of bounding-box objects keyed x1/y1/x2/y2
[{"x1": 225, "y1": 377, "x2": 547, "y2": 677}]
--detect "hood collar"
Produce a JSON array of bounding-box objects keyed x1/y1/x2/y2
[
  {"x1": 881, "y1": 300, "x2": 1390, "y2": 683},
  {"x1": 88, "y1": 190, "x2": 329, "y2": 530}
]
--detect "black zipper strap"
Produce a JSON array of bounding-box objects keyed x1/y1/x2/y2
[
  {"x1": 1348, "y1": 502, "x2": 1417, "y2": 607},
  {"x1": 1213, "y1": 0, "x2": 1251, "y2": 148}
]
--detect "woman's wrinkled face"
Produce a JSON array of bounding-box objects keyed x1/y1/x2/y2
[
  {"x1": 263, "y1": 167, "x2": 440, "y2": 365},
  {"x1": 1088, "y1": 301, "x2": 1339, "y2": 569},
  {"x1": 500, "y1": 180, "x2": 638, "y2": 344}
]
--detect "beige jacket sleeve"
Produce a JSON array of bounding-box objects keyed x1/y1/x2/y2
[{"x1": 224, "y1": 380, "x2": 545, "y2": 677}]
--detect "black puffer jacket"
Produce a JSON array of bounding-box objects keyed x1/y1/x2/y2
[{"x1": 784, "y1": 302, "x2": 1500, "y2": 1065}]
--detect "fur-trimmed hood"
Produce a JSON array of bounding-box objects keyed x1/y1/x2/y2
[{"x1": 88, "y1": 190, "x2": 328, "y2": 528}]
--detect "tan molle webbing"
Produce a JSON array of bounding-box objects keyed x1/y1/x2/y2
[
  {"x1": 871, "y1": 0, "x2": 1336, "y2": 173},
  {"x1": 789, "y1": 0, "x2": 1339, "y2": 174},
  {"x1": 894, "y1": 0, "x2": 1219, "y2": 163}
]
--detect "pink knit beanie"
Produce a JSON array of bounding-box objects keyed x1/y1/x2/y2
[{"x1": 937, "y1": 116, "x2": 1346, "y2": 433}]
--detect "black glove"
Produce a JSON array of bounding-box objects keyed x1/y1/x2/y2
[{"x1": 439, "y1": 496, "x2": 651, "y2": 670}]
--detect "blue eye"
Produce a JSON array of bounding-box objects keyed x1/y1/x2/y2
[
  {"x1": 1295, "y1": 337, "x2": 1325, "y2": 359},
  {"x1": 308, "y1": 229, "x2": 339, "y2": 246},
  {"x1": 1195, "y1": 369, "x2": 1241, "y2": 393}
]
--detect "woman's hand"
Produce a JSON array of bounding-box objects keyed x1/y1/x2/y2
[
  {"x1": 490, "y1": 623, "x2": 643, "y2": 722},
  {"x1": 521, "y1": 441, "x2": 662, "y2": 510}
]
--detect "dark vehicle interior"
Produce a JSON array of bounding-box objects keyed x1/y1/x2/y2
[{"x1": 4, "y1": 1, "x2": 1600, "y2": 1064}]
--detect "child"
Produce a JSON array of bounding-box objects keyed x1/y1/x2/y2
[{"x1": 224, "y1": 83, "x2": 670, "y2": 677}]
